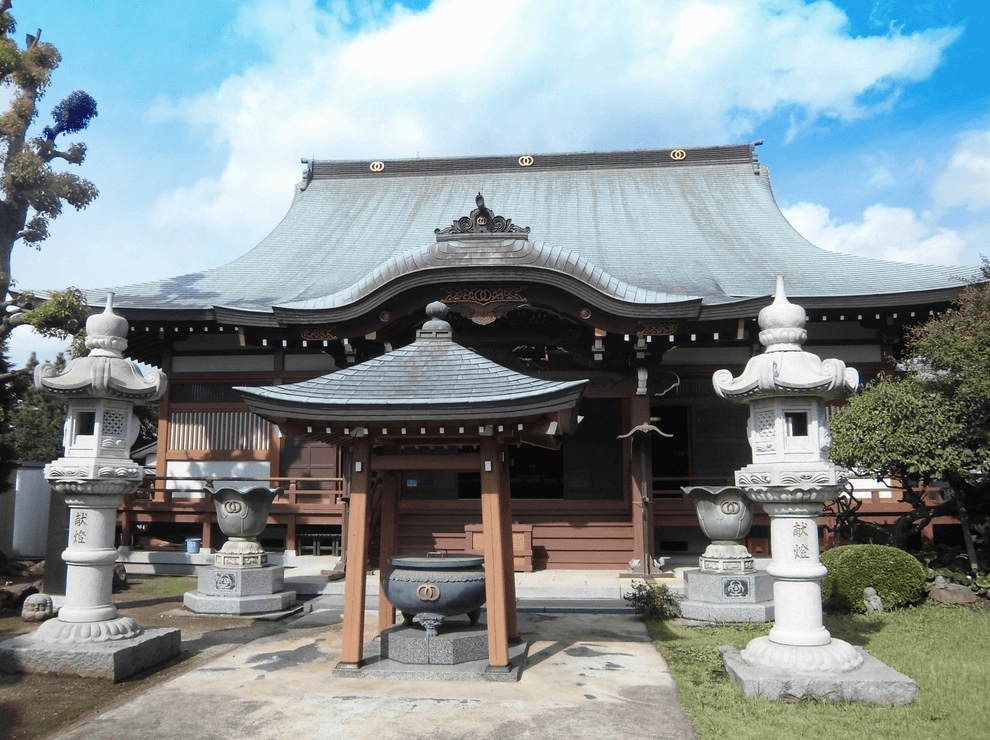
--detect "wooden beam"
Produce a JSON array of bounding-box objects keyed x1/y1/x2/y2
[
  {"x1": 338, "y1": 437, "x2": 372, "y2": 668},
  {"x1": 372, "y1": 454, "x2": 482, "y2": 471}
]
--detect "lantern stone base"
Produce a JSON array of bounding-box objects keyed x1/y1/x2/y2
[
  {"x1": 679, "y1": 568, "x2": 774, "y2": 623},
  {"x1": 0, "y1": 627, "x2": 180, "y2": 682},
  {"x1": 183, "y1": 565, "x2": 296, "y2": 615},
  {"x1": 381, "y1": 622, "x2": 489, "y2": 665},
  {"x1": 720, "y1": 644, "x2": 919, "y2": 704}
]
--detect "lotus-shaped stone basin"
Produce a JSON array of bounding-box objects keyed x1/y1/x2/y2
[
  {"x1": 209, "y1": 486, "x2": 282, "y2": 539},
  {"x1": 683, "y1": 486, "x2": 755, "y2": 543},
  {"x1": 381, "y1": 553, "x2": 486, "y2": 637}
]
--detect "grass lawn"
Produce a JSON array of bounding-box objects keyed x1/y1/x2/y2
[{"x1": 649, "y1": 602, "x2": 990, "y2": 740}]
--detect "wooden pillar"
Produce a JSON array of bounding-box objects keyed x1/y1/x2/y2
[
  {"x1": 628, "y1": 395, "x2": 655, "y2": 561},
  {"x1": 201, "y1": 518, "x2": 212, "y2": 550},
  {"x1": 339, "y1": 447, "x2": 350, "y2": 560},
  {"x1": 377, "y1": 470, "x2": 400, "y2": 632},
  {"x1": 498, "y1": 442, "x2": 519, "y2": 639},
  {"x1": 286, "y1": 517, "x2": 297, "y2": 555},
  {"x1": 339, "y1": 437, "x2": 372, "y2": 668},
  {"x1": 120, "y1": 513, "x2": 133, "y2": 550},
  {"x1": 480, "y1": 434, "x2": 511, "y2": 670}
]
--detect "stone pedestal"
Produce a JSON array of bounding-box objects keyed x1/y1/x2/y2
[
  {"x1": 380, "y1": 622, "x2": 489, "y2": 665},
  {"x1": 183, "y1": 565, "x2": 296, "y2": 615},
  {"x1": 0, "y1": 628, "x2": 181, "y2": 682},
  {"x1": 679, "y1": 569, "x2": 774, "y2": 622},
  {"x1": 721, "y1": 645, "x2": 920, "y2": 704}
]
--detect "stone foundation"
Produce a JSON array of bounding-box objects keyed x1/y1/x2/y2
[
  {"x1": 720, "y1": 645, "x2": 919, "y2": 704},
  {"x1": 0, "y1": 627, "x2": 181, "y2": 682},
  {"x1": 381, "y1": 623, "x2": 488, "y2": 665},
  {"x1": 679, "y1": 568, "x2": 774, "y2": 622},
  {"x1": 183, "y1": 565, "x2": 296, "y2": 615}
]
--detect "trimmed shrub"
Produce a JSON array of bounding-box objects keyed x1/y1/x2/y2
[
  {"x1": 821, "y1": 544, "x2": 927, "y2": 613},
  {"x1": 624, "y1": 581, "x2": 680, "y2": 620}
]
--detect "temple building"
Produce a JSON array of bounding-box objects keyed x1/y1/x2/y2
[{"x1": 89, "y1": 143, "x2": 973, "y2": 568}]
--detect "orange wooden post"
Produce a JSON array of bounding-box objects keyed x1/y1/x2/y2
[
  {"x1": 480, "y1": 434, "x2": 511, "y2": 670},
  {"x1": 339, "y1": 436, "x2": 372, "y2": 668},
  {"x1": 498, "y1": 442, "x2": 519, "y2": 639},
  {"x1": 378, "y1": 470, "x2": 400, "y2": 632}
]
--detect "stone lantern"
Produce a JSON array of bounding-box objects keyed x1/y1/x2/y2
[
  {"x1": 0, "y1": 294, "x2": 181, "y2": 680},
  {"x1": 712, "y1": 278, "x2": 918, "y2": 703}
]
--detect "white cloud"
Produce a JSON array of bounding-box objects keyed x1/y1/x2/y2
[
  {"x1": 149, "y1": 0, "x2": 961, "y2": 257},
  {"x1": 781, "y1": 201, "x2": 967, "y2": 265},
  {"x1": 932, "y1": 128, "x2": 990, "y2": 213}
]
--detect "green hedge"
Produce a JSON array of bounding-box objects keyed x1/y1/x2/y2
[{"x1": 821, "y1": 544, "x2": 927, "y2": 613}]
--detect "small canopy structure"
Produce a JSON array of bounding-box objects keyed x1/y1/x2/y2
[{"x1": 237, "y1": 302, "x2": 587, "y2": 671}]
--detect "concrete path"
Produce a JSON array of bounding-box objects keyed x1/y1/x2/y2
[{"x1": 49, "y1": 608, "x2": 699, "y2": 740}]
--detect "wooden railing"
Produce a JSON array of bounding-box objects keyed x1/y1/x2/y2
[{"x1": 130, "y1": 475, "x2": 346, "y2": 508}]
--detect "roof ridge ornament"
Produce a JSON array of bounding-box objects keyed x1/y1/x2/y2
[
  {"x1": 416, "y1": 301, "x2": 453, "y2": 340},
  {"x1": 435, "y1": 192, "x2": 531, "y2": 241}
]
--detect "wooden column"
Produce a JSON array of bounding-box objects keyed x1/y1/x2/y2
[
  {"x1": 498, "y1": 442, "x2": 518, "y2": 639},
  {"x1": 628, "y1": 395, "x2": 654, "y2": 562},
  {"x1": 480, "y1": 434, "x2": 511, "y2": 670},
  {"x1": 201, "y1": 518, "x2": 213, "y2": 551},
  {"x1": 377, "y1": 469, "x2": 400, "y2": 632},
  {"x1": 120, "y1": 514, "x2": 133, "y2": 550},
  {"x1": 286, "y1": 517, "x2": 297, "y2": 555},
  {"x1": 339, "y1": 436, "x2": 372, "y2": 668}
]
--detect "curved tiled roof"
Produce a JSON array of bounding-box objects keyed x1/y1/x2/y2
[
  {"x1": 93, "y1": 144, "x2": 975, "y2": 322},
  {"x1": 237, "y1": 318, "x2": 587, "y2": 422}
]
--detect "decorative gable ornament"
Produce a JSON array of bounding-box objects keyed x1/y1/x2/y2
[{"x1": 435, "y1": 192, "x2": 531, "y2": 241}]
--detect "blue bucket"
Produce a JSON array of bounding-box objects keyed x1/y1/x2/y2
[{"x1": 185, "y1": 538, "x2": 202, "y2": 554}]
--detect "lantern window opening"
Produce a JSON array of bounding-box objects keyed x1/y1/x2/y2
[{"x1": 784, "y1": 412, "x2": 809, "y2": 438}]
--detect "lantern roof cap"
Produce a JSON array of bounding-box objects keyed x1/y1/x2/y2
[
  {"x1": 34, "y1": 293, "x2": 167, "y2": 402},
  {"x1": 713, "y1": 279, "x2": 859, "y2": 402}
]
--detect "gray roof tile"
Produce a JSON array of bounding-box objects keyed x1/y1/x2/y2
[{"x1": 91, "y1": 145, "x2": 976, "y2": 317}]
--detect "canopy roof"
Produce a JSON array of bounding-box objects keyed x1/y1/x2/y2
[
  {"x1": 236, "y1": 303, "x2": 587, "y2": 429},
  {"x1": 90, "y1": 143, "x2": 975, "y2": 324}
]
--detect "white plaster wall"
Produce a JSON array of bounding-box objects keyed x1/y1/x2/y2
[{"x1": 164, "y1": 460, "x2": 272, "y2": 499}]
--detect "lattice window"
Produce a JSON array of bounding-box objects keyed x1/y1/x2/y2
[
  {"x1": 756, "y1": 411, "x2": 775, "y2": 438},
  {"x1": 102, "y1": 411, "x2": 126, "y2": 437},
  {"x1": 168, "y1": 411, "x2": 270, "y2": 451}
]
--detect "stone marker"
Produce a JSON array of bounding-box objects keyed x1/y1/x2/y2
[
  {"x1": 0, "y1": 294, "x2": 181, "y2": 681},
  {"x1": 712, "y1": 277, "x2": 919, "y2": 704}
]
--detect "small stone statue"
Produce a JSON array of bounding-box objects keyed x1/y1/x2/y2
[
  {"x1": 21, "y1": 593, "x2": 54, "y2": 622},
  {"x1": 864, "y1": 587, "x2": 884, "y2": 614},
  {"x1": 928, "y1": 574, "x2": 978, "y2": 605}
]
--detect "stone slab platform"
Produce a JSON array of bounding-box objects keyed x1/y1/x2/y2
[
  {"x1": 183, "y1": 589, "x2": 296, "y2": 615},
  {"x1": 333, "y1": 636, "x2": 527, "y2": 682},
  {"x1": 678, "y1": 600, "x2": 773, "y2": 622},
  {"x1": 0, "y1": 627, "x2": 181, "y2": 682},
  {"x1": 720, "y1": 645, "x2": 919, "y2": 704}
]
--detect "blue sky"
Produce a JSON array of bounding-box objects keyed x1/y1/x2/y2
[{"x1": 6, "y1": 0, "x2": 990, "y2": 366}]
